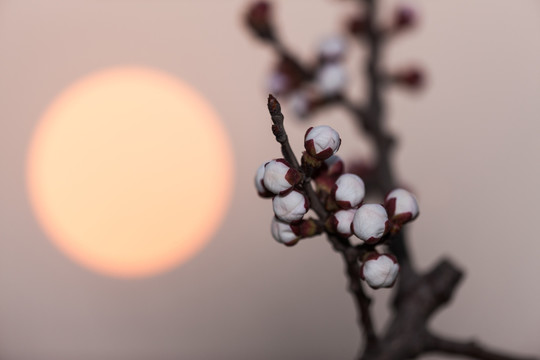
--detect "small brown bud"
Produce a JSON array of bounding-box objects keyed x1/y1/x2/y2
[
  {"x1": 245, "y1": 1, "x2": 274, "y2": 41},
  {"x1": 394, "y1": 5, "x2": 416, "y2": 30},
  {"x1": 291, "y1": 218, "x2": 320, "y2": 238},
  {"x1": 393, "y1": 67, "x2": 425, "y2": 90},
  {"x1": 347, "y1": 15, "x2": 368, "y2": 36}
]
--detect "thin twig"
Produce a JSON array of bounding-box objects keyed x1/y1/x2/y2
[
  {"x1": 342, "y1": 248, "x2": 378, "y2": 351},
  {"x1": 267, "y1": 95, "x2": 378, "y2": 348}
]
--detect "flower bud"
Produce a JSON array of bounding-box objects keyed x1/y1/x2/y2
[
  {"x1": 245, "y1": 1, "x2": 274, "y2": 41},
  {"x1": 393, "y1": 66, "x2": 425, "y2": 90},
  {"x1": 385, "y1": 188, "x2": 419, "y2": 225},
  {"x1": 263, "y1": 159, "x2": 301, "y2": 195},
  {"x1": 304, "y1": 125, "x2": 341, "y2": 160},
  {"x1": 352, "y1": 204, "x2": 389, "y2": 244},
  {"x1": 290, "y1": 90, "x2": 311, "y2": 118},
  {"x1": 313, "y1": 155, "x2": 344, "y2": 194},
  {"x1": 319, "y1": 36, "x2": 346, "y2": 62},
  {"x1": 328, "y1": 209, "x2": 356, "y2": 237},
  {"x1": 324, "y1": 155, "x2": 344, "y2": 177},
  {"x1": 361, "y1": 253, "x2": 399, "y2": 289},
  {"x1": 267, "y1": 71, "x2": 289, "y2": 96},
  {"x1": 332, "y1": 173, "x2": 365, "y2": 209},
  {"x1": 394, "y1": 5, "x2": 416, "y2": 30},
  {"x1": 316, "y1": 63, "x2": 347, "y2": 96},
  {"x1": 271, "y1": 217, "x2": 300, "y2": 246},
  {"x1": 347, "y1": 15, "x2": 367, "y2": 36},
  {"x1": 273, "y1": 190, "x2": 309, "y2": 223},
  {"x1": 254, "y1": 162, "x2": 273, "y2": 198}
]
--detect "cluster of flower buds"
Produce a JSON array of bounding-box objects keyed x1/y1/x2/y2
[
  {"x1": 266, "y1": 35, "x2": 348, "y2": 119},
  {"x1": 255, "y1": 124, "x2": 419, "y2": 289},
  {"x1": 247, "y1": 0, "x2": 425, "y2": 121}
]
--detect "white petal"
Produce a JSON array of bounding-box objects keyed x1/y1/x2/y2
[
  {"x1": 273, "y1": 190, "x2": 308, "y2": 223},
  {"x1": 319, "y1": 35, "x2": 346, "y2": 59},
  {"x1": 254, "y1": 162, "x2": 268, "y2": 194},
  {"x1": 334, "y1": 209, "x2": 356, "y2": 237},
  {"x1": 290, "y1": 91, "x2": 309, "y2": 118},
  {"x1": 386, "y1": 188, "x2": 419, "y2": 218},
  {"x1": 317, "y1": 63, "x2": 347, "y2": 96},
  {"x1": 263, "y1": 160, "x2": 293, "y2": 194},
  {"x1": 271, "y1": 217, "x2": 298, "y2": 244},
  {"x1": 268, "y1": 72, "x2": 288, "y2": 95},
  {"x1": 334, "y1": 174, "x2": 365, "y2": 208},
  {"x1": 352, "y1": 204, "x2": 388, "y2": 241},
  {"x1": 306, "y1": 125, "x2": 341, "y2": 155},
  {"x1": 363, "y1": 255, "x2": 399, "y2": 288}
]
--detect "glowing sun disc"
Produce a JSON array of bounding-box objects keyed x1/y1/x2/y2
[{"x1": 27, "y1": 66, "x2": 234, "y2": 278}]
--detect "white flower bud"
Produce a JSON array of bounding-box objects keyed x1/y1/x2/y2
[
  {"x1": 361, "y1": 253, "x2": 399, "y2": 289},
  {"x1": 352, "y1": 204, "x2": 389, "y2": 244},
  {"x1": 273, "y1": 190, "x2": 309, "y2": 223},
  {"x1": 384, "y1": 188, "x2": 419, "y2": 224},
  {"x1": 267, "y1": 71, "x2": 289, "y2": 95},
  {"x1": 304, "y1": 125, "x2": 341, "y2": 160},
  {"x1": 319, "y1": 36, "x2": 346, "y2": 60},
  {"x1": 271, "y1": 217, "x2": 300, "y2": 245},
  {"x1": 316, "y1": 63, "x2": 346, "y2": 96},
  {"x1": 263, "y1": 159, "x2": 301, "y2": 195},
  {"x1": 332, "y1": 173, "x2": 365, "y2": 209},
  {"x1": 329, "y1": 209, "x2": 356, "y2": 237},
  {"x1": 290, "y1": 91, "x2": 310, "y2": 118},
  {"x1": 254, "y1": 162, "x2": 273, "y2": 197}
]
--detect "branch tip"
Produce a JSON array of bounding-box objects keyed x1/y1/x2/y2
[{"x1": 267, "y1": 94, "x2": 281, "y2": 115}]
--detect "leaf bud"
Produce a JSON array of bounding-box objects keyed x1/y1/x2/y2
[
  {"x1": 394, "y1": 5, "x2": 416, "y2": 31},
  {"x1": 347, "y1": 15, "x2": 368, "y2": 36},
  {"x1": 393, "y1": 66, "x2": 425, "y2": 90},
  {"x1": 245, "y1": 1, "x2": 274, "y2": 41}
]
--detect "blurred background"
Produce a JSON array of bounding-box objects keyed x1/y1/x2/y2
[{"x1": 0, "y1": 0, "x2": 539, "y2": 359}]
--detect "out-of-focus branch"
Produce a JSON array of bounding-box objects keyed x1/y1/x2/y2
[{"x1": 425, "y1": 334, "x2": 538, "y2": 360}]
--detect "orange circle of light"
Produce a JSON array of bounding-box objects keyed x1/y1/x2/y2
[{"x1": 27, "y1": 66, "x2": 234, "y2": 278}]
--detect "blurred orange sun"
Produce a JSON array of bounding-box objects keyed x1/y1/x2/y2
[{"x1": 27, "y1": 66, "x2": 234, "y2": 278}]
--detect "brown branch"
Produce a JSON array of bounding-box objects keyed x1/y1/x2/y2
[
  {"x1": 255, "y1": 2, "x2": 538, "y2": 360},
  {"x1": 341, "y1": 247, "x2": 378, "y2": 352},
  {"x1": 267, "y1": 94, "x2": 301, "y2": 169},
  {"x1": 425, "y1": 334, "x2": 538, "y2": 360},
  {"x1": 267, "y1": 94, "x2": 378, "y2": 349}
]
